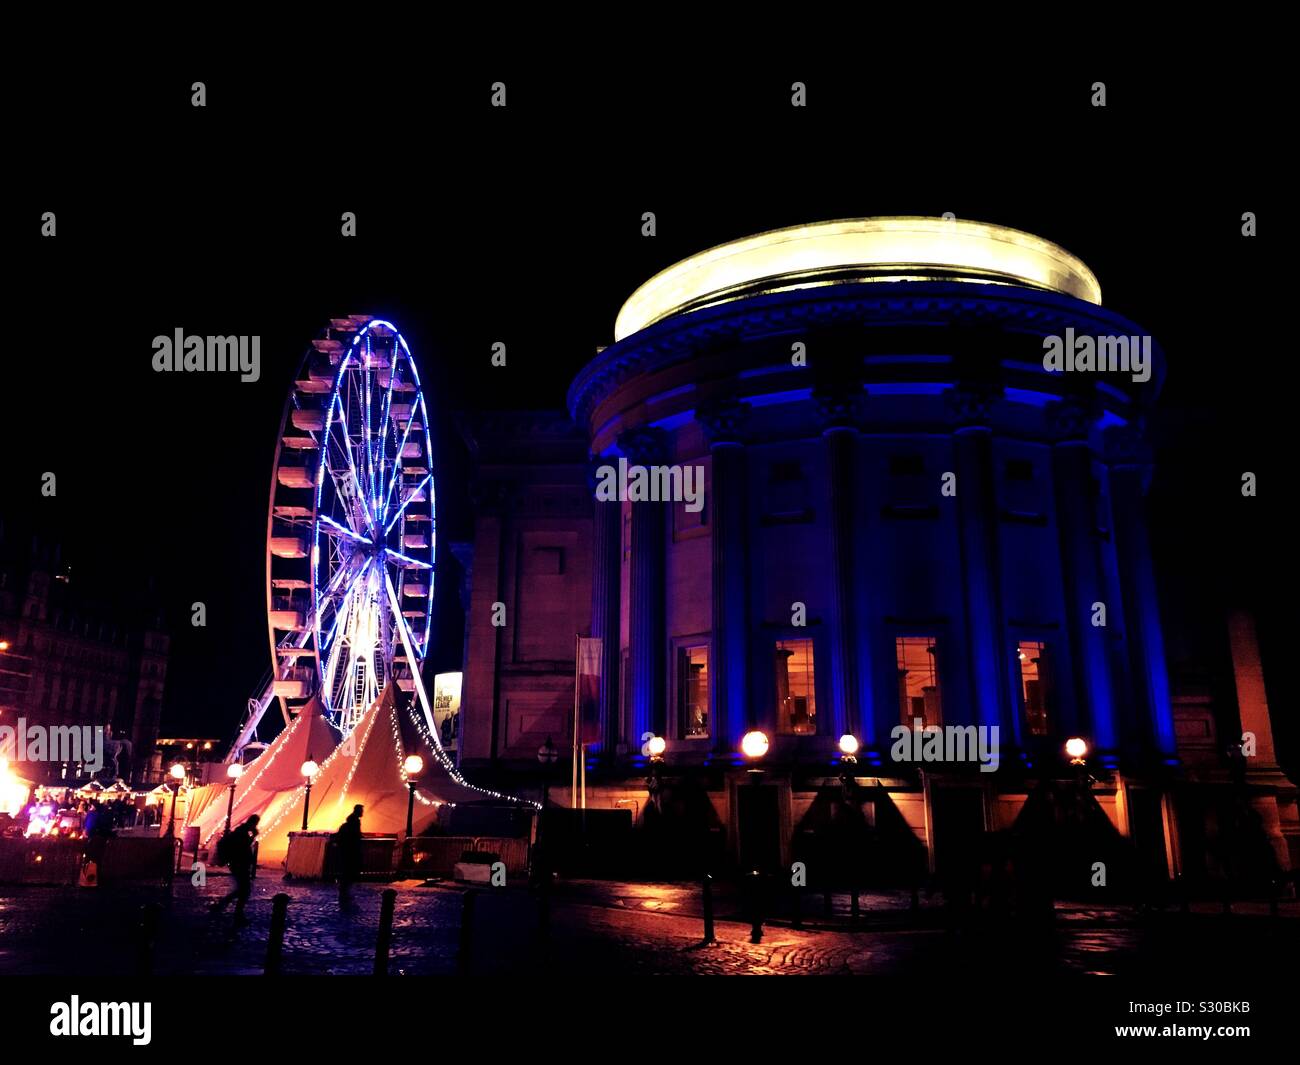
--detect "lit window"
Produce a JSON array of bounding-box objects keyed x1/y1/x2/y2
[
  {"x1": 1017, "y1": 640, "x2": 1049, "y2": 736},
  {"x1": 896, "y1": 637, "x2": 941, "y2": 727},
  {"x1": 775, "y1": 639, "x2": 816, "y2": 734},
  {"x1": 677, "y1": 645, "x2": 709, "y2": 738}
]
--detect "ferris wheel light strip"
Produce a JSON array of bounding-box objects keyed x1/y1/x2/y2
[
  {"x1": 318, "y1": 513, "x2": 373, "y2": 545},
  {"x1": 319, "y1": 557, "x2": 372, "y2": 653},
  {"x1": 384, "y1": 548, "x2": 432, "y2": 570},
  {"x1": 328, "y1": 396, "x2": 376, "y2": 534},
  {"x1": 380, "y1": 397, "x2": 420, "y2": 521},
  {"x1": 375, "y1": 344, "x2": 398, "y2": 517},
  {"x1": 384, "y1": 474, "x2": 432, "y2": 535}
]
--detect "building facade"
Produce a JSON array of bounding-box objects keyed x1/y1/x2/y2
[
  {"x1": 458, "y1": 218, "x2": 1297, "y2": 893},
  {"x1": 0, "y1": 524, "x2": 169, "y2": 786}
]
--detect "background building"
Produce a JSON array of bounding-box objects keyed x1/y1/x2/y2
[{"x1": 0, "y1": 520, "x2": 169, "y2": 786}]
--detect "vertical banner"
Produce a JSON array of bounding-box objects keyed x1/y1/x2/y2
[
  {"x1": 576, "y1": 638, "x2": 602, "y2": 745},
  {"x1": 432, "y1": 672, "x2": 463, "y2": 754}
]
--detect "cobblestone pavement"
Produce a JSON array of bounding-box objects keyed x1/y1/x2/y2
[{"x1": 1, "y1": 875, "x2": 1296, "y2": 976}]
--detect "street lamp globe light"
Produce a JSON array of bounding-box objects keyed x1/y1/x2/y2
[
  {"x1": 741, "y1": 730, "x2": 769, "y2": 760},
  {"x1": 300, "y1": 758, "x2": 318, "y2": 831},
  {"x1": 403, "y1": 754, "x2": 424, "y2": 837},
  {"x1": 1065, "y1": 737, "x2": 1089, "y2": 763},
  {"x1": 647, "y1": 735, "x2": 667, "y2": 760},
  {"x1": 839, "y1": 734, "x2": 860, "y2": 758},
  {"x1": 224, "y1": 763, "x2": 242, "y2": 831},
  {"x1": 537, "y1": 737, "x2": 558, "y2": 766}
]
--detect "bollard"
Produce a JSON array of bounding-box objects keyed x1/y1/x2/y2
[
  {"x1": 790, "y1": 883, "x2": 803, "y2": 930},
  {"x1": 373, "y1": 888, "x2": 397, "y2": 976},
  {"x1": 458, "y1": 890, "x2": 477, "y2": 975},
  {"x1": 538, "y1": 870, "x2": 551, "y2": 944},
  {"x1": 136, "y1": 903, "x2": 161, "y2": 976},
  {"x1": 701, "y1": 873, "x2": 716, "y2": 944},
  {"x1": 264, "y1": 892, "x2": 289, "y2": 975},
  {"x1": 748, "y1": 871, "x2": 763, "y2": 944}
]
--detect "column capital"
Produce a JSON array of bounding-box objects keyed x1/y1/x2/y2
[
  {"x1": 617, "y1": 426, "x2": 669, "y2": 465},
  {"x1": 697, "y1": 398, "x2": 751, "y2": 446},
  {"x1": 1101, "y1": 424, "x2": 1152, "y2": 467},
  {"x1": 945, "y1": 385, "x2": 995, "y2": 428},
  {"x1": 1047, "y1": 394, "x2": 1098, "y2": 442},
  {"x1": 813, "y1": 385, "x2": 866, "y2": 432}
]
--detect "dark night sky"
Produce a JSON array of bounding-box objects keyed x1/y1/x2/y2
[{"x1": 6, "y1": 62, "x2": 1287, "y2": 758}]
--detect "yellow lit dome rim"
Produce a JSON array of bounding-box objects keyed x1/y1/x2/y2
[{"x1": 614, "y1": 216, "x2": 1102, "y2": 342}]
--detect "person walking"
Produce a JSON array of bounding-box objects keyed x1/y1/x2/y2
[
  {"x1": 335, "y1": 805, "x2": 364, "y2": 910},
  {"x1": 211, "y1": 815, "x2": 260, "y2": 924}
]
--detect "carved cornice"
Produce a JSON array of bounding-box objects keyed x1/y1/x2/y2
[{"x1": 568, "y1": 281, "x2": 1163, "y2": 429}]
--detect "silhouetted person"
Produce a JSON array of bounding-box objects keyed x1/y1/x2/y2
[
  {"x1": 212, "y1": 815, "x2": 259, "y2": 924},
  {"x1": 335, "y1": 805, "x2": 364, "y2": 909}
]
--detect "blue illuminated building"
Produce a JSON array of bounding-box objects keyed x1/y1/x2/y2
[{"x1": 457, "y1": 218, "x2": 1297, "y2": 888}]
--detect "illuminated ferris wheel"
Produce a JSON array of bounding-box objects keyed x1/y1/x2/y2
[{"x1": 235, "y1": 316, "x2": 436, "y2": 749}]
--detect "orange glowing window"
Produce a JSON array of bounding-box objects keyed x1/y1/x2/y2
[{"x1": 896, "y1": 637, "x2": 942, "y2": 727}]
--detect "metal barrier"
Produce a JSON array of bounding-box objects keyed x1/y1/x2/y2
[{"x1": 401, "y1": 835, "x2": 529, "y2": 877}]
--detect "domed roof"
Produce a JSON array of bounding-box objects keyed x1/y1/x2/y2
[{"x1": 614, "y1": 216, "x2": 1101, "y2": 341}]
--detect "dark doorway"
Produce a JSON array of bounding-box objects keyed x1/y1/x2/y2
[
  {"x1": 931, "y1": 787, "x2": 985, "y2": 878},
  {"x1": 737, "y1": 784, "x2": 781, "y2": 874},
  {"x1": 1128, "y1": 788, "x2": 1170, "y2": 890}
]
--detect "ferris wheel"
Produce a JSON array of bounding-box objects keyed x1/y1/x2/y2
[{"x1": 238, "y1": 316, "x2": 436, "y2": 746}]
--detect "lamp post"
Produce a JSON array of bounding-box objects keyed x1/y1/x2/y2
[
  {"x1": 1065, "y1": 736, "x2": 1095, "y2": 790},
  {"x1": 300, "y1": 758, "x2": 318, "y2": 831},
  {"x1": 838, "y1": 733, "x2": 860, "y2": 801},
  {"x1": 225, "y1": 763, "x2": 243, "y2": 833},
  {"x1": 646, "y1": 735, "x2": 666, "y2": 812},
  {"x1": 403, "y1": 754, "x2": 424, "y2": 837},
  {"x1": 166, "y1": 763, "x2": 185, "y2": 837},
  {"x1": 536, "y1": 737, "x2": 558, "y2": 855}
]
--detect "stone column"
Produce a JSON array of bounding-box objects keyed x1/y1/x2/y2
[
  {"x1": 815, "y1": 388, "x2": 866, "y2": 744},
  {"x1": 621, "y1": 427, "x2": 668, "y2": 749},
  {"x1": 1105, "y1": 428, "x2": 1177, "y2": 760},
  {"x1": 588, "y1": 458, "x2": 622, "y2": 757},
  {"x1": 1049, "y1": 398, "x2": 1118, "y2": 752},
  {"x1": 949, "y1": 388, "x2": 1009, "y2": 734},
  {"x1": 1227, "y1": 610, "x2": 1279, "y2": 772},
  {"x1": 699, "y1": 399, "x2": 750, "y2": 753}
]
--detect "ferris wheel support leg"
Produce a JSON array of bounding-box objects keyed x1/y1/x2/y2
[{"x1": 383, "y1": 570, "x2": 443, "y2": 751}]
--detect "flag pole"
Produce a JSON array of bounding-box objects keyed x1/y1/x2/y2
[{"x1": 572, "y1": 633, "x2": 580, "y2": 809}]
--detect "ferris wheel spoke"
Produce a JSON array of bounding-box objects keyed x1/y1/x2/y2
[
  {"x1": 318, "y1": 513, "x2": 372, "y2": 545},
  {"x1": 331, "y1": 401, "x2": 375, "y2": 533},
  {"x1": 384, "y1": 547, "x2": 432, "y2": 570},
  {"x1": 380, "y1": 402, "x2": 419, "y2": 522},
  {"x1": 384, "y1": 473, "x2": 431, "y2": 536},
  {"x1": 318, "y1": 557, "x2": 372, "y2": 651},
  {"x1": 362, "y1": 339, "x2": 377, "y2": 513},
  {"x1": 375, "y1": 356, "x2": 398, "y2": 512}
]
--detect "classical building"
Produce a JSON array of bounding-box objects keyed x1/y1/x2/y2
[
  {"x1": 457, "y1": 218, "x2": 1297, "y2": 893},
  {"x1": 0, "y1": 523, "x2": 169, "y2": 786}
]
